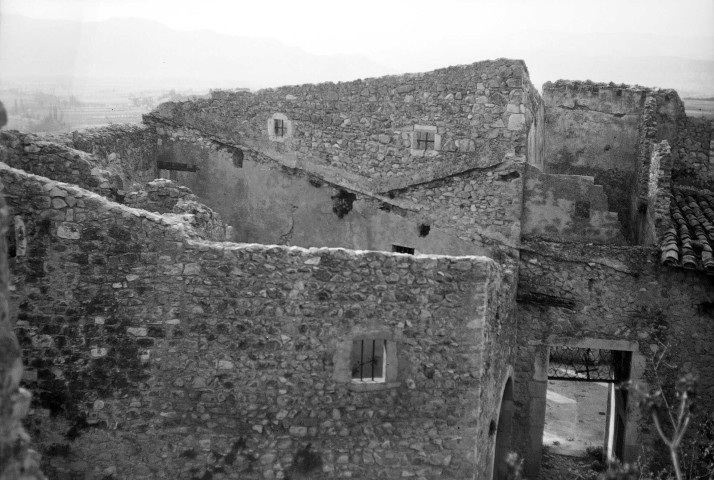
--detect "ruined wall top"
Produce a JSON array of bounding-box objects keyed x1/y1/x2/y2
[{"x1": 542, "y1": 79, "x2": 685, "y2": 118}]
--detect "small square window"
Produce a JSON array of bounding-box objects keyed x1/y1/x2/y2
[
  {"x1": 410, "y1": 126, "x2": 440, "y2": 157},
  {"x1": 574, "y1": 200, "x2": 591, "y2": 219},
  {"x1": 351, "y1": 339, "x2": 386, "y2": 383},
  {"x1": 392, "y1": 245, "x2": 415, "y2": 255},
  {"x1": 274, "y1": 119, "x2": 287, "y2": 137},
  {"x1": 268, "y1": 113, "x2": 291, "y2": 142},
  {"x1": 416, "y1": 131, "x2": 435, "y2": 150}
]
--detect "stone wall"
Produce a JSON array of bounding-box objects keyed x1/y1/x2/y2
[
  {"x1": 515, "y1": 240, "x2": 714, "y2": 475},
  {"x1": 0, "y1": 133, "x2": 228, "y2": 242},
  {"x1": 631, "y1": 94, "x2": 678, "y2": 245},
  {"x1": 391, "y1": 158, "x2": 524, "y2": 252},
  {"x1": 0, "y1": 130, "x2": 124, "y2": 201},
  {"x1": 522, "y1": 165, "x2": 626, "y2": 244},
  {"x1": 50, "y1": 124, "x2": 159, "y2": 190},
  {"x1": 631, "y1": 95, "x2": 659, "y2": 243},
  {"x1": 473, "y1": 263, "x2": 518, "y2": 479},
  {"x1": 124, "y1": 179, "x2": 198, "y2": 213},
  {"x1": 143, "y1": 60, "x2": 540, "y2": 266},
  {"x1": 144, "y1": 122, "x2": 523, "y2": 266},
  {"x1": 3, "y1": 163, "x2": 509, "y2": 479},
  {"x1": 147, "y1": 59, "x2": 539, "y2": 192},
  {"x1": 0, "y1": 189, "x2": 46, "y2": 480},
  {"x1": 169, "y1": 199, "x2": 231, "y2": 242},
  {"x1": 542, "y1": 81, "x2": 684, "y2": 242},
  {"x1": 638, "y1": 141, "x2": 673, "y2": 245},
  {"x1": 672, "y1": 117, "x2": 714, "y2": 190}
]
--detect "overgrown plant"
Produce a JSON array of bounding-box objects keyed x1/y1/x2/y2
[
  {"x1": 613, "y1": 339, "x2": 712, "y2": 479},
  {"x1": 501, "y1": 346, "x2": 712, "y2": 480},
  {"x1": 623, "y1": 373, "x2": 696, "y2": 480}
]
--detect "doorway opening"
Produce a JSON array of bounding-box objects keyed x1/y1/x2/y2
[
  {"x1": 542, "y1": 347, "x2": 631, "y2": 470},
  {"x1": 492, "y1": 378, "x2": 514, "y2": 480}
]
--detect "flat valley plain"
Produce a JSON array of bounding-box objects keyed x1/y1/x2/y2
[{"x1": 684, "y1": 98, "x2": 714, "y2": 118}]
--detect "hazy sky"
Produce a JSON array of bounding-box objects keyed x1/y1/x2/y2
[
  {"x1": 1, "y1": 0, "x2": 713, "y2": 93},
  {"x1": 3, "y1": 0, "x2": 713, "y2": 57}
]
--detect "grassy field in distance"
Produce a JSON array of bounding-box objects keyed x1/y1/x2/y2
[{"x1": 683, "y1": 98, "x2": 714, "y2": 118}]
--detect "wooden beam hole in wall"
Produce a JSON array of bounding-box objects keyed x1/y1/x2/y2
[{"x1": 157, "y1": 161, "x2": 199, "y2": 172}]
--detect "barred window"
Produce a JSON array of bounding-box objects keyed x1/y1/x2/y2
[
  {"x1": 410, "y1": 125, "x2": 440, "y2": 156},
  {"x1": 274, "y1": 119, "x2": 287, "y2": 137},
  {"x1": 416, "y1": 131, "x2": 435, "y2": 150},
  {"x1": 268, "y1": 113, "x2": 291, "y2": 142},
  {"x1": 351, "y1": 339, "x2": 386, "y2": 383}
]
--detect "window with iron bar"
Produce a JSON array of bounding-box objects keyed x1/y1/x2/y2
[
  {"x1": 351, "y1": 339, "x2": 386, "y2": 383},
  {"x1": 274, "y1": 119, "x2": 287, "y2": 137},
  {"x1": 416, "y1": 131, "x2": 435, "y2": 150}
]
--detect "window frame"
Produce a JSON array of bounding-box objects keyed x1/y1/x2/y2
[
  {"x1": 415, "y1": 130, "x2": 435, "y2": 151},
  {"x1": 274, "y1": 118, "x2": 287, "y2": 137},
  {"x1": 267, "y1": 113, "x2": 292, "y2": 142},
  {"x1": 333, "y1": 334, "x2": 400, "y2": 392},
  {"x1": 410, "y1": 125, "x2": 441, "y2": 157},
  {"x1": 351, "y1": 339, "x2": 387, "y2": 384}
]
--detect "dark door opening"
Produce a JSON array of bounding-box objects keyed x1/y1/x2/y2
[{"x1": 542, "y1": 347, "x2": 631, "y2": 467}]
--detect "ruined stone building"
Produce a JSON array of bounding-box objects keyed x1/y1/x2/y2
[{"x1": 0, "y1": 58, "x2": 712, "y2": 479}]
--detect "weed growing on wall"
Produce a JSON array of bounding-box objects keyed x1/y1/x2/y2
[{"x1": 331, "y1": 189, "x2": 356, "y2": 219}]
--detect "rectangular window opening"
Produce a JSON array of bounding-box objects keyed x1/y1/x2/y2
[
  {"x1": 274, "y1": 119, "x2": 286, "y2": 137},
  {"x1": 351, "y1": 339, "x2": 386, "y2": 383},
  {"x1": 416, "y1": 131, "x2": 435, "y2": 150},
  {"x1": 392, "y1": 245, "x2": 415, "y2": 255},
  {"x1": 574, "y1": 200, "x2": 591, "y2": 219}
]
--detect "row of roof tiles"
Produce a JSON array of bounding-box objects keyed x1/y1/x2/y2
[{"x1": 661, "y1": 188, "x2": 714, "y2": 275}]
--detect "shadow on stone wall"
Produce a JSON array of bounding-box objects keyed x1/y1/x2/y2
[{"x1": 0, "y1": 99, "x2": 46, "y2": 480}]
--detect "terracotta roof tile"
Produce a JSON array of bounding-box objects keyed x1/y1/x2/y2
[{"x1": 661, "y1": 187, "x2": 714, "y2": 274}]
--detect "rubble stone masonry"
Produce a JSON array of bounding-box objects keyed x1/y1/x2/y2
[
  {"x1": 139, "y1": 60, "x2": 538, "y2": 270},
  {"x1": 50, "y1": 124, "x2": 159, "y2": 190},
  {"x1": 0, "y1": 192, "x2": 46, "y2": 480},
  {"x1": 543, "y1": 80, "x2": 683, "y2": 242},
  {"x1": 0, "y1": 130, "x2": 124, "y2": 201},
  {"x1": 4, "y1": 59, "x2": 712, "y2": 480},
  {"x1": 1, "y1": 163, "x2": 508, "y2": 479},
  {"x1": 516, "y1": 240, "x2": 714, "y2": 472},
  {"x1": 148, "y1": 59, "x2": 540, "y2": 191},
  {"x1": 673, "y1": 117, "x2": 714, "y2": 190}
]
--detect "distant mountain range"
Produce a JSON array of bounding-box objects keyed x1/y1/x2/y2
[
  {"x1": 369, "y1": 30, "x2": 714, "y2": 98},
  {"x1": 525, "y1": 51, "x2": 714, "y2": 98},
  {"x1": 0, "y1": 15, "x2": 395, "y2": 90},
  {"x1": 0, "y1": 14, "x2": 712, "y2": 97}
]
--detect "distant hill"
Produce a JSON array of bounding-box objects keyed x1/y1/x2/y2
[
  {"x1": 368, "y1": 30, "x2": 714, "y2": 98},
  {"x1": 1, "y1": 14, "x2": 712, "y2": 98},
  {"x1": 525, "y1": 51, "x2": 714, "y2": 98},
  {"x1": 0, "y1": 15, "x2": 395, "y2": 90}
]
